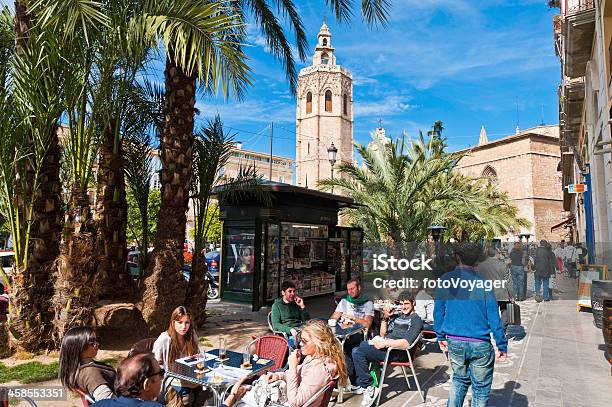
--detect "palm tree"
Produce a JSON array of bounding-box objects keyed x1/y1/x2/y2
[
  {"x1": 123, "y1": 81, "x2": 165, "y2": 279},
  {"x1": 0, "y1": 7, "x2": 65, "y2": 351},
  {"x1": 319, "y1": 126, "x2": 529, "y2": 244},
  {"x1": 186, "y1": 116, "x2": 235, "y2": 325}
]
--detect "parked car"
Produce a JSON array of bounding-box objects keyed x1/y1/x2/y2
[
  {"x1": 126, "y1": 248, "x2": 153, "y2": 279},
  {"x1": 0, "y1": 252, "x2": 12, "y2": 319},
  {"x1": 205, "y1": 250, "x2": 220, "y2": 277}
]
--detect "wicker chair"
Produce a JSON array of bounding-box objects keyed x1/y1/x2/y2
[{"x1": 267, "y1": 311, "x2": 289, "y2": 339}]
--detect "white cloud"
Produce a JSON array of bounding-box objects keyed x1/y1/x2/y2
[{"x1": 354, "y1": 95, "x2": 419, "y2": 117}]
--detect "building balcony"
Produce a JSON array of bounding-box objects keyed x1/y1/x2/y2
[
  {"x1": 559, "y1": 77, "x2": 585, "y2": 146},
  {"x1": 559, "y1": 0, "x2": 596, "y2": 78}
]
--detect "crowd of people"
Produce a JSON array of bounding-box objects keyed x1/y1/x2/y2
[{"x1": 57, "y1": 240, "x2": 587, "y2": 407}]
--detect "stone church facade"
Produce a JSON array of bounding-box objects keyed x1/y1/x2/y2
[
  {"x1": 455, "y1": 125, "x2": 565, "y2": 242},
  {"x1": 295, "y1": 21, "x2": 353, "y2": 188}
]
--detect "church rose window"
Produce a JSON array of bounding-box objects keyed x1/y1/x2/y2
[
  {"x1": 343, "y1": 94, "x2": 348, "y2": 115},
  {"x1": 306, "y1": 92, "x2": 312, "y2": 113},
  {"x1": 322, "y1": 52, "x2": 329, "y2": 64},
  {"x1": 325, "y1": 90, "x2": 332, "y2": 112}
]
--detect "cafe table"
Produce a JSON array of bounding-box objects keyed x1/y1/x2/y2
[{"x1": 166, "y1": 348, "x2": 274, "y2": 407}]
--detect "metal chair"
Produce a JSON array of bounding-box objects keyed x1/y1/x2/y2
[
  {"x1": 270, "y1": 379, "x2": 337, "y2": 407},
  {"x1": 375, "y1": 332, "x2": 425, "y2": 405},
  {"x1": 127, "y1": 337, "x2": 157, "y2": 358},
  {"x1": 267, "y1": 311, "x2": 289, "y2": 338},
  {"x1": 74, "y1": 388, "x2": 95, "y2": 407},
  {"x1": 246, "y1": 335, "x2": 290, "y2": 371}
]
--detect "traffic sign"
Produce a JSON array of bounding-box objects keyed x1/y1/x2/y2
[{"x1": 567, "y1": 183, "x2": 587, "y2": 193}]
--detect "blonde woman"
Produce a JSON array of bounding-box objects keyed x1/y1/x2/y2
[{"x1": 235, "y1": 319, "x2": 348, "y2": 407}]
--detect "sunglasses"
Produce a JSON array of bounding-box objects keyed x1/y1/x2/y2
[{"x1": 147, "y1": 368, "x2": 165, "y2": 379}]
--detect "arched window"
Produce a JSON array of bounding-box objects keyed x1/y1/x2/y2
[
  {"x1": 325, "y1": 90, "x2": 332, "y2": 112},
  {"x1": 321, "y1": 52, "x2": 329, "y2": 64},
  {"x1": 322, "y1": 38, "x2": 327, "y2": 46},
  {"x1": 482, "y1": 165, "x2": 498, "y2": 183},
  {"x1": 306, "y1": 92, "x2": 312, "y2": 114},
  {"x1": 343, "y1": 94, "x2": 348, "y2": 115}
]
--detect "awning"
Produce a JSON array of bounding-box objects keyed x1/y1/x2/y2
[{"x1": 551, "y1": 215, "x2": 575, "y2": 232}]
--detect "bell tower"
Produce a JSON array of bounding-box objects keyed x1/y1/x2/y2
[{"x1": 295, "y1": 21, "x2": 353, "y2": 190}]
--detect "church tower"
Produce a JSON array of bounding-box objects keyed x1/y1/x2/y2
[{"x1": 295, "y1": 21, "x2": 353, "y2": 190}]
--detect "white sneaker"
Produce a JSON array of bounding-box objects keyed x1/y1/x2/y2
[
  {"x1": 360, "y1": 386, "x2": 380, "y2": 407},
  {"x1": 344, "y1": 384, "x2": 364, "y2": 394}
]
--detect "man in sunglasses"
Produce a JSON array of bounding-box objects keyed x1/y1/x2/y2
[{"x1": 92, "y1": 353, "x2": 164, "y2": 406}]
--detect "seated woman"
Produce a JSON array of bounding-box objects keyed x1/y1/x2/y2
[
  {"x1": 237, "y1": 319, "x2": 348, "y2": 407},
  {"x1": 59, "y1": 326, "x2": 116, "y2": 401},
  {"x1": 153, "y1": 305, "x2": 207, "y2": 406}
]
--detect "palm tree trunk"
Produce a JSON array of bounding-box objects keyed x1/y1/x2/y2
[
  {"x1": 95, "y1": 122, "x2": 133, "y2": 300},
  {"x1": 52, "y1": 190, "x2": 99, "y2": 344},
  {"x1": 142, "y1": 58, "x2": 194, "y2": 334},
  {"x1": 9, "y1": 128, "x2": 62, "y2": 352},
  {"x1": 185, "y1": 250, "x2": 207, "y2": 327},
  {"x1": 7, "y1": 3, "x2": 60, "y2": 352}
]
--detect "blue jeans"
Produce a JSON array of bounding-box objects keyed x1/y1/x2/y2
[
  {"x1": 534, "y1": 275, "x2": 550, "y2": 300},
  {"x1": 351, "y1": 341, "x2": 406, "y2": 388},
  {"x1": 510, "y1": 266, "x2": 525, "y2": 300},
  {"x1": 447, "y1": 338, "x2": 495, "y2": 407}
]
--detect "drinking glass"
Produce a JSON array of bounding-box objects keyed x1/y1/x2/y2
[
  {"x1": 218, "y1": 337, "x2": 226, "y2": 360},
  {"x1": 242, "y1": 350, "x2": 251, "y2": 367}
]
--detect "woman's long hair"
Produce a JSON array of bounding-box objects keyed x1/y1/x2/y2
[
  {"x1": 58, "y1": 326, "x2": 95, "y2": 391},
  {"x1": 301, "y1": 320, "x2": 349, "y2": 386},
  {"x1": 167, "y1": 306, "x2": 198, "y2": 362}
]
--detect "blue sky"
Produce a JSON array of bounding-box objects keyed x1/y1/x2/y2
[
  {"x1": 1, "y1": 0, "x2": 560, "y2": 159},
  {"x1": 199, "y1": 0, "x2": 560, "y2": 158}
]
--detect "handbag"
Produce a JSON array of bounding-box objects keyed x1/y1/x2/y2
[
  {"x1": 506, "y1": 302, "x2": 521, "y2": 326},
  {"x1": 251, "y1": 377, "x2": 288, "y2": 407}
]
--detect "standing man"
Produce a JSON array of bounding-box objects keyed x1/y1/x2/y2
[
  {"x1": 477, "y1": 247, "x2": 514, "y2": 336},
  {"x1": 509, "y1": 243, "x2": 526, "y2": 301},
  {"x1": 533, "y1": 240, "x2": 556, "y2": 302},
  {"x1": 330, "y1": 278, "x2": 374, "y2": 391},
  {"x1": 271, "y1": 281, "x2": 310, "y2": 346},
  {"x1": 564, "y1": 242, "x2": 578, "y2": 279},
  {"x1": 434, "y1": 243, "x2": 508, "y2": 407}
]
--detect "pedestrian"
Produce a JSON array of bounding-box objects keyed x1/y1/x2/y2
[
  {"x1": 533, "y1": 240, "x2": 556, "y2": 302},
  {"x1": 434, "y1": 242, "x2": 508, "y2": 407},
  {"x1": 564, "y1": 242, "x2": 578, "y2": 279},
  {"x1": 476, "y1": 247, "x2": 514, "y2": 336},
  {"x1": 508, "y1": 242, "x2": 526, "y2": 301}
]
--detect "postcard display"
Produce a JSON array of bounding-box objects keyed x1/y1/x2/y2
[{"x1": 266, "y1": 223, "x2": 336, "y2": 299}]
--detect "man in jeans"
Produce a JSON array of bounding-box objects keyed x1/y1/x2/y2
[
  {"x1": 352, "y1": 291, "x2": 423, "y2": 407},
  {"x1": 434, "y1": 243, "x2": 508, "y2": 407},
  {"x1": 509, "y1": 242, "x2": 526, "y2": 301}
]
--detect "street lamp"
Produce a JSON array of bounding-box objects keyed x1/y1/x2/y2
[
  {"x1": 427, "y1": 225, "x2": 447, "y2": 243},
  {"x1": 327, "y1": 142, "x2": 338, "y2": 193}
]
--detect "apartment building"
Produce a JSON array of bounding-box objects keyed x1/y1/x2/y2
[{"x1": 555, "y1": 0, "x2": 612, "y2": 261}]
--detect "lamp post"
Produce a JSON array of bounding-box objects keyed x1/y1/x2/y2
[
  {"x1": 327, "y1": 142, "x2": 338, "y2": 193},
  {"x1": 428, "y1": 225, "x2": 447, "y2": 270}
]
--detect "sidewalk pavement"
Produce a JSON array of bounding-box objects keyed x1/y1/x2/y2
[{"x1": 6, "y1": 287, "x2": 612, "y2": 406}]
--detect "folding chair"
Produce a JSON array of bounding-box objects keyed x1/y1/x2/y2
[
  {"x1": 246, "y1": 335, "x2": 290, "y2": 371},
  {"x1": 375, "y1": 332, "x2": 424, "y2": 405},
  {"x1": 267, "y1": 311, "x2": 289, "y2": 339},
  {"x1": 74, "y1": 388, "x2": 95, "y2": 407}
]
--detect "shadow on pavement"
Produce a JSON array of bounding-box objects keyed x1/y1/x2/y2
[{"x1": 488, "y1": 381, "x2": 529, "y2": 407}]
